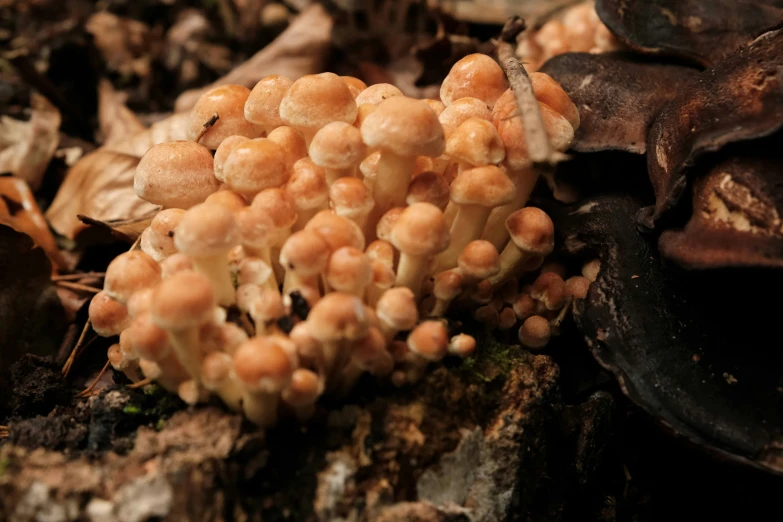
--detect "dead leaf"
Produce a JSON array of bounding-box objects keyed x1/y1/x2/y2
[
  {"x1": 174, "y1": 4, "x2": 333, "y2": 112},
  {"x1": 97, "y1": 79, "x2": 145, "y2": 148},
  {"x1": 0, "y1": 93, "x2": 61, "y2": 190},
  {"x1": 0, "y1": 176, "x2": 66, "y2": 271},
  {"x1": 77, "y1": 209, "x2": 159, "y2": 244},
  {"x1": 104, "y1": 112, "x2": 191, "y2": 157},
  {"x1": 440, "y1": 0, "x2": 582, "y2": 25},
  {"x1": 85, "y1": 11, "x2": 160, "y2": 78}
]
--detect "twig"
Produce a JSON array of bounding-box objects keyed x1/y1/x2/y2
[
  {"x1": 550, "y1": 296, "x2": 573, "y2": 329},
  {"x1": 62, "y1": 319, "x2": 93, "y2": 376},
  {"x1": 55, "y1": 281, "x2": 103, "y2": 293},
  {"x1": 76, "y1": 359, "x2": 111, "y2": 398},
  {"x1": 52, "y1": 272, "x2": 105, "y2": 282},
  {"x1": 127, "y1": 377, "x2": 153, "y2": 389},
  {"x1": 0, "y1": 425, "x2": 8, "y2": 439},
  {"x1": 194, "y1": 113, "x2": 219, "y2": 143}
]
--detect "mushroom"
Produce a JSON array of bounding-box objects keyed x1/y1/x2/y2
[
  {"x1": 234, "y1": 203, "x2": 277, "y2": 287},
  {"x1": 512, "y1": 293, "x2": 538, "y2": 321},
  {"x1": 233, "y1": 337, "x2": 296, "y2": 427},
  {"x1": 127, "y1": 312, "x2": 191, "y2": 393},
  {"x1": 565, "y1": 275, "x2": 591, "y2": 300},
  {"x1": 214, "y1": 136, "x2": 250, "y2": 183},
  {"x1": 582, "y1": 259, "x2": 600, "y2": 282},
  {"x1": 140, "y1": 209, "x2": 185, "y2": 263},
  {"x1": 457, "y1": 239, "x2": 500, "y2": 286},
  {"x1": 126, "y1": 287, "x2": 154, "y2": 319},
  {"x1": 423, "y1": 99, "x2": 446, "y2": 116},
  {"x1": 438, "y1": 97, "x2": 493, "y2": 138},
  {"x1": 104, "y1": 251, "x2": 161, "y2": 305},
  {"x1": 205, "y1": 190, "x2": 248, "y2": 213},
  {"x1": 175, "y1": 202, "x2": 239, "y2": 305},
  {"x1": 251, "y1": 186, "x2": 298, "y2": 260},
  {"x1": 440, "y1": 53, "x2": 509, "y2": 109},
  {"x1": 309, "y1": 121, "x2": 367, "y2": 185},
  {"x1": 530, "y1": 272, "x2": 567, "y2": 311},
  {"x1": 222, "y1": 138, "x2": 290, "y2": 200},
  {"x1": 201, "y1": 352, "x2": 243, "y2": 411},
  {"x1": 279, "y1": 229, "x2": 329, "y2": 295},
  {"x1": 135, "y1": 141, "x2": 220, "y2": 209},
  {"x1": 304, "y1": 209, "x2": 366, "y2": 253},
  {"x1": 390, "y1": 203, "x2": 450, "y2": 298},
  {"x1": 430, "y1": 269, "x2": 464, "y2": 317},
  {"x1": 448, "y1": 333, "x2": 476, "y2": 358},
  {"x1": 341, "y1": 76, "x2": 367, "y2": 97},
  {"x1": 306, "y1": 292, "x2": 370, "y2": 376},
  {"x1": 355, "y1": 84, "x2": 404, "y2": 106},
  {"x1": 353, "y1": 103, "x2": 377, "y2": 131},
  {"x1": 445, "y1": 117, "x2": 505, "y2": 173},
  {"x1": 488, "y1": 207, "x2": 555, "y2": 287},
  {"x1": 376, "y1": 207, "x2": 403, "y2": 243},
  {"x1": 365, "y1": 239, "x2": 396, "y2": 306},
  {"x1": 236, "y1": 284, "x2": 285, "y2": 335},
  {"x1": 406, "y1": 171, "x2": 450, "y2": 211},
  {"x1": 160, "y1": 252, "x2": 194, "y2": 279},
  {"x1": 329, "y1": 177, "x2": 375, "y2": 233},
  {"x1": 375, "y1": 287, "x2": 419, "y2": 343},
  {"x1": 199, "y1": 321, "x2": 249, "y2": 355},
  {"x1": 189, "y1": 84, "x2": 264, "y2": 149},
  {"x1": 285, "y1": 158, "x2": 329, "y2": 230},
  {"x1": 267, "y1": 126, "x2": 308, "y2": 165},
  {"x1": 361, "y1": 97, "x2": 445, "y2": 235},
  {"x1": 281, "y1": 368, "x2": 323, "y2": 421},
  {"x1": 244, "y1": 75, "x2": 293, "y2": 134},
  {"x1": 498, "y1": 307, "x2": 518, "y2": 330},
  {"x1": 405, "y1": 320, "x2": 449, "y2": 383},
  {"x1": 359, "y1": 150, "x2": 380, "y2": 193},
  {"x1": 235, "y1": 256, "x2": 274, "y2": 288},
  {"x1": 89, "y1": 291, "x2": 130, "y2": 337},
  {"x1": 336, "y1": 327, "x2": 393, "y2": 395},
  {"x1": 326, "y1": 246, "x2": 373, "y2": 297},
  {"x1": 518, "y1": 315, "x2": 551, "y2": 349}
]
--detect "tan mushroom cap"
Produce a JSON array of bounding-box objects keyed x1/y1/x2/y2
[
  {"x1": 214, "y1": 136, "x2": 250, "y2": 183},
  {"x1": 422, "y1": 99, "x2": 446, "y2": 116},
  {"x1": 582, "y1": 259, "x2": 600, "y2": 282},
  {"x1": 433, "y1": 270, "x2": 464, "y2": 301},
  {"x1": 326, "y1": 247, "x2": 372, "y2": 293},
  {"x1": 140, "y1": 209, "x2": 185, "y2": 263},
  {"x1": 238, "y1": 285, "x2": 285, "y2": 323},
  {"x1": 175, "y1": 202, "x2": 239, "y2": 257},
  {"x1": 446, "y1": 117, "x2": 505, "y2": 166},
  {"x1": 530, "y1": 272, "x2": 566, "y2": 310},
  {"x1": 160, "y1": 252, "x2": 194, "y2": 279},
  {"x1": 352, "y1": 327, "x2": 390, "y2": 372},
  {"x1": 251, "y1": 188, "x2": 297, "y2": 231},
  {"x1": 235, "y1": 256, "x2": 273, "y2": 287},
  {"x1": 458, "y1": 240, "x2": 500, "y2": 279},
  {"x1": 406, "y1": 172, "x2": 450, "y2": 210},
  {"x1": 285, "y1": 158, "x2": 329, "y2": 212},
  {"x1": 440, "y1": 53, "x2": 508, "y2": 108},
  {"x1": 448, "y1": 333, "x2": 476, "y2": 358},
  {"x1": 304, "y1": 209, "x2": 366, "y2": 252},
  {"x1": 565, "y1": 275, "x2": 591, "y2": 300},
  {"x1": 365, "y1": 239, "x2": 395, "y2": 268},
  {"x1": 341, "y1": 76, "x2": 368, "y2": 98},
  {"x1": 495, "y1": 99, "x2": 574, "y2": 169},
  {"x1": 309, "y1": 122, "x2": 366, "y2": 169},
  {"x1": 390, "y1": 202, "x2": 449, "y2": 256},
  {"x1": 89, "y1": 291, "x2": 130, "y2": 337},
  {"x1": 354, "y1": 83, "x2": 403, "y2": 106},
  {"x1": 151, "y1": 270, "x2": 215, "y2": 331},
  {"x1": 280, "y1": 230, "x2": 329, "y2": 276},
  {"x1": 127, "y1": 313, "x2": 171, "y2": 361},
  {"x1": 222, "y1": 138, "x2": 290, "y2": 198},
  {"x1": 518, "y1": 315, "x2": 551, "y2": 349},
  {"x1": 307, "y1": 292, "x2": 370, "y2": 342},
  {"x1": 135, "y1": 141, "x2": 219, "y2": 209},
  {"x1": 189, "y1": 84, "x2": 264, "y2": 149},
  {"x1": 330, "y1": 177, "x2": 374, "y2": 219},
  {"x1": 104, "y1": 251, "x2": 162, "y2": 304},
  {"x1": 359, "y1": 151, "x2": 381, "y2": 180},
  {"x1": 267, "y1": 126, "x2": 308, "y2": 165},
  {"x1": 529, "y1": 73, "x2": 580, "y2": 130},
  {"x1": 438, "y1": 97, "x2": 492, "y2": 138},
  {"x1": 512, "y1": 293, "x2": 537, "y2": 321},
  {"x1": 235, "y1": 206, "x2": 276, "y2": 252},
  {"x1": 505, "y1": 207, "x2": 555, "y2": 256},
  {"x1": 205, "y1": 189, "x2": 248, "y2": 213},
  {"x1": 375, "y1": 207, "x2": 404, "y2": 243},
  {"x1": 376, "y1": 287, "x2": 419, "y2": 331},
  {"x1": 407, "y1": 320, "x2": 449, "y2": 361},
  {"x1": 233, "y1": 337, "x2": 294, "y2": 391},
  {"x1": 279, "y1": 73, "x2": 358, "y2": 136},
  {"x1": 200, "y1": 321, "x2": 248, "y2": 355},
  {"x1": 201, "y1": 352, "x2": 233, "y2": 389},
  {"x1": 353, "y1": 104, "x2": 376, "y2": 130},
  {"x1": 450, "y1": 165, "x2": 515, "y2": 208},
  {"x1": 283, "y1": 368, "x2": 322, "y2": 406},
  {"x1": 127, "y1": 287, "x2": 154, "y2": 319},
  {"x1": 244, "y1": 75, "x2": 293, "y2": 129},
  {"x1": 361, "y1": 97, "x2": 445, "y2": 158}
]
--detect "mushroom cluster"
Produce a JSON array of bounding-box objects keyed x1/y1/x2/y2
[{"x1": 90, "y1": 53, "x2": 584, "y2": 426}]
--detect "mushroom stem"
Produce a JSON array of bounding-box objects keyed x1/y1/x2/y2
[
  {"x1": 293, "y1": 208, "x2": 321, "y2": 232},
  {"x1": 190, "y1": 255, "x2": 236, "y2": 306},
  {"x1": 368, "y1": 151, "x2": 416, "y2": 237},
  {"x1": 436, "y1": 205, "x2": 492, "y2": 271},
  {"x1": 395, "y1": 253, "x2": 429, "y2": 298},
  {"x1": 165, "y1": 327, "x2": 204, "y2": 380},
  {"x1": 241, "y1": 390, "x2": 280, "y2": 427},
  {"x1": 282, "y1": 272, "x2": 319, "y2": 296},
  {"x1": 325, "y1": 167, "x2": 354, "y2": 186},
  {"x1": 487, "y1": 243, "x2": 531, "y2": 287},
  {"x1": 482, "y1": 166, "x2": 537, "y2": 250}
]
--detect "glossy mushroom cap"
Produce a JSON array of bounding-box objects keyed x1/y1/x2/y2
[
  {"x1": 309, "y1": 122, "x2": 366, "y2": 171},
  {"x1": 304, "y1": 209, "x2": 366, "y2": 252},
  {"x1": 205, "y1": 190, "x2": 248, "y2": 213},
  {"x1": 160, "y1": 252, "x2": 194, "y2": 279},
  {"x1": 244, "y1": 75, "x2": 293, "y2": 129},
  {"x1": 375, "y1": 287, "x2": 419, "y2": 332},
  {"x1": 438, "y1": 97, "x2": 492, "y2": 137},
  {"x1": 233, "y1": 337, "x2": 294, "y2": 392},
  {"x1": 326, "y1": 247, "x2": 372, "y2": 294},
  {"x1": 251, "y1": 188, "x2": 298, "y2": 233},
  {"x1": 222, "y1": 138, "x2": 290, "y2": 199},
  {"x1": 135, "y1": 141, "x2": 219, "y2": 208},
  {"x1": 390, "y1": 203, "x2": 450, "y2": 257},
  {"x1": 530, "y1": 72, "x2": 580, "y2": 130},
  {"x1": 341, "y1": 76, "x2": 367, "y2": 97},
  {"x1": 189, "y1": 84, "x2": 263, "y2": 149},
  {"x1": 279, "y1": 230, "x2": 330, "y2": 276},
  {"x1": 449, "y1": 165, "x2": 515, "y2": 208},
  {"x1": 285, "y1": 158, "x2": 329, "y2": 214},
  {"x1": 407, "y1": 320, "x2": 449, "y2": 361},
  {"x1": 104, "y1": 251, "x2": 162, "y2": 304},
  {"x1": 440, "y1": 53, "x2": 509, "y2": 108},
  {"x1": 505, "y1": 207, "x2": 555, "y2": 256},
  {"x1": 361, "y1": 97, "x2": 445, "y2": 159},
  {"x1": 307, "y1": 292, "x2": 370, "y2": 342},
  {"x1": 175, "y1": 202, "x2": 239, "y2": 257},
  {"x1": 89, "y1": 291, "x2": 130, "y2": 337},
  {"x1": 279, "y1": 73, "x2": 358, "y2": 137},
  {"x1": 446, "y1": 118, "x2": 505, "y2": 166},
  {"x1": 151, "y1": 270, "x2": 216, "y2": 331},
  {"x1": 458, "y1": 240, "x2": 500, "y2": 280}
]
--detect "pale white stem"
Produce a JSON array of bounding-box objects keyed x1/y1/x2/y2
[
  {"x1": 435, "y1": 205, "x2": 492, "y2": 271},
  {"x1": 191, "y1": 254, "x2": 235, "y2": 306},
  {"x1": 167, "y1": 327, "x2": 203, "y2": 380},
  {"x1": 367, "y1": 150, "x2": 416, "y2": 239},
  {"x1": 395, "y1": 253, "x2": 429, "y2": 299},
  {"x1": 482, "y1": 166, "x2": 537, "y2": 250},
  {"x1": 242, "y1": 391, "x2": 280, "y2": 427}
]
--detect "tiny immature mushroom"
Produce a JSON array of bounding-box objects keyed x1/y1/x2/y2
[
  {"x1": 375, "y1": 287, "x2": 419, "y2": 343},
  {"x1": 160, "y1": 252, "x2": 194, "y2": 279},
  {"x1": 285, "y1": 158, "x2": 329, "y2": 230},
  {"x1": 337, "y1": 327, "x2": 394, "y2": 395},
  {"x1": 355, "y1": 83, "x2": 403, "y2": 106},
  {"x1": 201, "y1": 351, "x2": 243, "y2": 411},
  {"x1": 565, "y1": 275, "x2": 591, "y2": 300},
  {"x1": 445, "y1": 117, "x2": 505, "y2": 173},
  {"x1": 406, "y1": 171, "x2": 450, "y2": 211},
  {"x1": 189, "y1": 84, "x2": 264, "y2": 149},
  {"x1": 405, "y1": 320, "x2": 449, "y2": 383},
  {"x1": 306, "y1": 292, "x2": 369, "y2": 376},
  {"x1": 281, "y1": 368, "x2": 322, "y2": 421},
  {"x1": 582, "y1": 259, "x2": 601, "y2": 282},
  {"x1": 244, "y1": 75, "x2": 293, "y2": 134},
  {"x1": 309, "y1": 121, "x2": 367, "y2": 185},
  {"x1": 341, "y1": 76, "x2": 367, "y2": 97},
  {"x1": 104, "y1": 251, "x2": 161, "y2": 305},
  {"x1": 279, "y1": 229, "x2": 330, "y2": 294},
  {"x1": 530, "y1": 271, "x2": 567, "y2": 311},
  {"x1": 127, "y1": 313, "x2": 191, "y2": 393},
  {"x1": 488, "y1": 207, "x2": 555, "y2": 287},
  {"x1": 326, "y1": 246, "x2": 373, "y2": 297},
  {"x1": 440, "y1": 53, "x2": 509, "y2": 109},
  {"x1": 518, "y1": 315, "x2": 551, "y2": 349},
  {"x1": 329, "y1": 177, "x2": 375, "y2": 233},
  {"x1": 267, "y1": 126, "x2": 308, "y2": 165},
  {"x1": 89, "y1": 291, "x2": 130, "y2": 337},
  {"x1": 214, "y1": 135, "x2": 250, "y2": 183},
  {"x1": 140, "y1": 208, "x2": 185, "y2": 263},
  {"x1": 448, "y1": 333, "x2": 476, "y2": 358},
  {"x1": 222, "y1": 138, "x2": 290, "y2": 200},
  {"x1": 430, "y1": 269, "x2": 464, "y2": 317},
  {"x1": 205, "y1": 190, "x2": 248, "y2": 213}
]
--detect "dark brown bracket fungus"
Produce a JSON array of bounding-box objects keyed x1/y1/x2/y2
[
  {"x1": 541, "y1": 52, "x2": 699, "y2": 154},
  {"x1": 547, "y1": 193, "x2": 783, "y2": 475},
  {"x1": 641, "y1": 27, "x2": 783, "y2": 228},
  {"x1": 595, "y1": 0, "x2": 783, "y2": 67}
]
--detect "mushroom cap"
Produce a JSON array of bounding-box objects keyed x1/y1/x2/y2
[
  {"x1": 375, "y1": 207, "x2": 403, "y2": 243},
  {"x1": 458, "y1": 240, "x2": 500, "y2": 279},
  {"x1": 283, "y1": 367, "x2": 322, "y2": 406},
  {"x1": 222, "y1": 138, "x2": 290, "y2": 198},
  {"x1": 375, "y1": 287, "x2": 418, "y2": 331},
  {"x1": 140, "y1": 209, "x2": 185, "y2": 263},
  {"x1": 326, "y1": 246, "x2": 372, "y2": 293},
  {"x1": 307, "y1": 292, "x2": 369, "y2": 342},
  {"x1": 201, "y1": 352, "x2": 233, "y2": 389},
  {"x1": 341, "y1": 76, "x2": 368, "y2": 97},
  {"x1": 505, "y1": 207, "x2": 555, "y2": 256},
  {"x1": 135, "y1": 141, "x2": 219, "y2": 209},
  {"x1": 433, "y1": 270, "x2": 464, "y2": 301},
  {"x1": 285, "y1": 158, "x2": 329, "y2": 212},
  {"x1": 204, "y1": 189, "x2": 248, "y2": 213},
  {"x1": 353, "y1": 104, "x2": 376, "y2": 130},
  {"x1": 406, "y1": 172, "x2": 450, "y2": 210},
  {"x1": 423, "y1": 99, "x2": 446, "y2": 116},
  {"x1": 304, "y1": 209, "x2": 366, "y2": 252},
  {"x1": 365, "y1": 239, "x2": 395, "y2": 268},
  {"x1": 438, "y1": 97, "x2": 492, "y2": 138},
  {"x1": 407, "y1": 320, "x2": 449, "y2": 361},
  {"x1": 244, "y1": 75, "x2": 293, "y2": 129},
  {"x1": 440, "y1": 53, "x2": 509, "y2": 108},
  {"x1": 495, "y1": 100, "x2": 574, "y2": 169},
  {"x1": 127, "y1": 313, "x2": 171, "y2": 361},
  {"x1": 89, "y1": 291, "x2": 130, "y2": 337},
  {"x1": 200, "y1": 322, "x2": 248, "y2": 355},
  {"x1": 175, "y1": 202, "x2": 239, "y2": 257},
  {"x1": 446, "y1": 117, "x2": 505, "y2": 166},
  {"x1": 354, "y1": 83, "x2": 403, "y2": 106},
  {"x1": 237, "y1": 284, "x2": 285, "y2": 322},
  {"x1": 235, "y1": 256, "x2": 274, "y2": 287},
  {"x1": 390, "y1": 202, "x2": 449, "y2": 256},
  {"x1": 279, "y1": 72, "x2": 358, "y2": 135},
  {"x1": 104, "y1": 251, "x2": 161, "y2": 304},
  {"x1": 267, "y1": 126, "x2": 308, "y2": 165},
  {"x1": 582, "y1": 259, "x2": 600, "y2": 282},
  {"x1": 251, "y1": 188, "x2": 297, "y2": 230},
  {"x1": 279, "y1": 230, "x2": 330, "y2": 276},
  {"x1": 235, "y1": 206, "x2": 276, "y2": 251},
  {"x1": 160, "y1": 252, "x2": 194, "y2": 279},
  {"x1": 107, "y1": 344, "x2": 127, "y2": 371},
  {"x1": 448, "y1": 333, "x2": 476, "y2": 358},
  {"x1": 530, "y1": 271, "x2": 566, "y2": 311},
  {"x1": 565, "y1": 275, "x2": 591, "y2": 300},
  {"x1": 512, "y1": 293, "x2": 537, "y2": 321},
  {"x1": 352, "y1": 327, "x2": 390, "y2": 371},
  {"x1": 151, "y1": 270, "x2": 215, "y2": 331},
  {"x1": 127, "y1": 287, "x2": 154, "y2": 319},
  {"x1": 309, "y1": 122, "x2": 366, "y2": 170},
  {"x1": 189, "y1": 84, "x2": 264, "y2": 149},
  {"x1": 371, "y1": 259, "x2": 396, "y2": 289},
  {"x1": 214, "y1": 135, "x2": 250, "y2": 183},
  {"x1": 289, "y1": 321, "x2": 320, "y2": 361},
  {"x1": 518, "y1": 315, "x2": 551, "y2": 349},
  {"x1": 450, "y1": 165, "x2": 515, "y2": 207},
  {"x1": 233, "y1": 337, "x2": 294, "y2": 392},
  {"x1": 361, "y1": 97, "x2": 445, "y2": 158},
  {"x1": 529, "y1": 72, "x2": 580, "y2": 131},
  {"x1": 329, "y1": 177, "x2": 374, "y2": 219},
  {"x1": 359, "y1": 151, "x2": 381, "y2": 180}
]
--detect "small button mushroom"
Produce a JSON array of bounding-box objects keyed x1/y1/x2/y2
[
  {"x1": 175, "y1": 202, "x2": 240, "y2": 306},
  {"x1": 582, "y1": 259, "x2": 601, "y2": 282},
  {"x1": 518, "y1": 315, "x2": 551, "y2": 349},
  {"x1": 201, "y1": 351, "x2": 243, "y2": 411},
  {"x1": 353, "y1": 103, "x2": 376, "y2": 131},
  {"x1": 282, "y1": 368, "x2": 323, "y2": 421},
  {"x1": 89, "y1": 291, "x2": 130, "y2": 337},
  {"x1": 354, "y1": 83, "x2": 403, "y2": 106},
  {"x1": 359, "y1": 150, "x2": 381, "y2": 192},
  {"x1": 306, "y1": 292, "x2": 370, "y2": 376},
  {"x1": 285, "y1": 158, "x2": 329, "y2": 230},
  {"x1": 406, "y1": 320, "x2": 449, "y2": 383},
  {"x1": 267, "y1": 126, "x2": 308, "y2": 165},
  {"x1": 279, "y1": 230, "x2": 329, "y2": 295},
  {"x1": 458, "y1": 240, "x2": 500, "y2": 285},
  {"x1": 251, "y1": 187, "x2": 298, "y2": 248},
  {"x1": 390, "y1": 203, "x2": 450, "y2": 298},
  {"x1": 244, "y1": 75, "x2": 293, "y2": 134},
  {"x1": 233, "y1": 337, "x2": 296, "y2": 427},
  {"x1": 222, "y1": 138, "x2": 290, "y2": 200},
  {"x1": 107, "y1": 343, "x2": 140, "y2": 381},
  {"x1": 104, "y1": 251, "x2": 161, "y2": 305},
  {"x1": 438, "y1": 97, "x2": 493, "y2": 138},
  {"x1": 140, "y1": 209, "x2": 185, "y2": 263},
  {"x1": 329, "y1": 177, "x2": 375, "y2": 234},
  {"x1": 376, "y1": 207, "x2": 403, "y2": 243},
  {"x1": 189, "y1": 84, "x2": 264, "y2": 149},
  {"x1": 135, "y1": 141, "x2": 220, "y2": 209},
  {"x1": 205, "y1": 189, "x2": 248, "y2": 213},
  {"x1": 340, "y1": 76, "x2": 367, "y2": 98},
  {"x1": 234, "y1": 206, "x2": 276, "y2": 285},
  {"x1": 375, "y1": 287, "x2": 419, "y2": 343},
  {"x1": 448, "y1": 333, "x2": 476, "y2": 358},
  {"x1": 199, "y1": 321, "x2": 248, "y2": 355},
  {"x1": 126, "y1": 287, "x2": 154, "y2": 319},
  {"x1": 440, "y1": 53, "x2": 509, "y2": 109},
  {"x1": 326, "y1": 246, "x2": 373, "y2": 297},
  {"x1": 565, "y1": 275, "x2": 591, "y2": 300},
  {"x1": 445, "y1": 117, "x2": 505, "y2": 173},
  {"x1": 367, "y1": 258, "x2": 396, "y2": 307},
  {"x1": 512, "y1": 293, "x2": 538, "y2": 321},
  {"x1": 498, "y1": 307, "x2": 518, "y2": 330},
  {"x1": 530, "y1": 72, "x2": 580, "y2": 131},
  {"x1": 310, "y1": 122, "x2": 367, "y2": 185},
  {"x1": 214, "y1": 136, "x2": 250, "y2": 183},
  {"x1": 279, "y1": 72, "x2": 358, "y2": 144},
  {"x1": 406, "y1": 172, "x2": 450, "y2": 211},
  {"x1": 305, "y1": 209, "x2": 366, "y2": 253},
  {"x1": 236, "y1": 284, "x2": 285, "y2": 336},
  {"x1": 430, "y1": 269, "x2": 464, "y2": 317},
  {"x1": 289, "y1": 321, "x2": 323, "y2": 369},
  {"x1": 235, "y1": 256, "x2": 274, "y2": 288},
  {"x1": 488, "y1": 207, "x2": 555, "y2": 287},
  {"x1": 530, "y1": 272, "x2": 567, "y2": 311},
  {"x1": 160, "y1": 252, "x2": 194, "y2": 279},
  {"x1": 127, "y1": 313, "x2": 190, "y2": 393}
]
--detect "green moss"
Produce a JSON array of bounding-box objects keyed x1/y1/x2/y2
[
  {"x1": 143, "y1": 383, "x2": 163, "y2": 396},
  {"x1": 457, "y1": 325, "x2": 523, "y2": 385},
  {"x1": 0, "y1": 457, "x2": 9, "y2": 477},
  {"x1": 156, "y1": 419, "x2": 166, "y2": 431},
  {"x1": 123, "y1": 405, "x2": 142, "y2": 415}
]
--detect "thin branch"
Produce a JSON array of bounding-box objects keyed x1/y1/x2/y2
[
  {"x1": 194, "y1": 113, "x2": 219, "y2": 143},
  {"x1": 76, "y1": 359, "x2": 111, "y2": 398},
  {"x1": 127, "y1": 377, "x2": 153, "y2": 389},
  {"x1": 62, "y1": 319, "x2": 93, "y2": 376},
  {"x1": 52, "y1": 272, "x2": 105, "y2": 281},
  {"x1": 0, "y1": 425, "x2": 8, "y2": 439},
  {"x1": 55, "y1": 281, "x2": 103, "y2": 293}
]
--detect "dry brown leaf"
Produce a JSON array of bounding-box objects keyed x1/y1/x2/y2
[
  {"x1": 0, "y1": 93, "x2": 61, "y2": 190},
  {"x1": 85, "y1": 11, "x2": 160, "y2": 78},
  {"x1": 77, "y1": 209, "x2": 159, "y2": 244},
  {"x1": 97, "y1": 79, "x2": 145, "y2": 148},
  {"x1": 174, "y1": 3, "x2": 333, "y2": 112}
]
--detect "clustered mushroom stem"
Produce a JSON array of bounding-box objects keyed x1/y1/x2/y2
[
  {"x1": 368, "y1": 151, "x2": 416, "y2": 237},
  {"x1": 166, "y1": 327, "x2": 204, "y2": 380},
  {"x1": 293, "y1": 208, "x2": 320, "y2": 232},
  {"x1": 242, "y1": 390, "x2": 280, "y2": 427},
  {"x1": 395, "y1": 253, "x2": 429, "y2": 299},
  {"x1": 488, "y1": 244, "x2": 530, "y2": 287},
  {"x1": 436, "y1": 205, "x2": 493, "y2": 271},
  {"x1": 325, "y1": 167, "x2": 353, "y2": 186},
  {"x1": 482, "y1": 166, "x2": 537, "y2": 249},
  {"x1": 191, "y1": 255, "x2": 236, "y2": 306}
]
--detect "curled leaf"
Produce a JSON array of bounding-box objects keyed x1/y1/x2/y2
[
  {"x1": 659, "y1": 151, "x2": 783, "y2": 268},
  {"x1": 0, "y1": 93, "x2": 61, "y2": 190},
  {"x1": 77, "y1": 210, "x2": 159, "y2": 244},
  {"x1": 97, "y1": 79, "x2": 145, "y2": 148},
  {"x1": 595, "y1": 0, "x2": 783, "y2": 67},
  {"x1": 642, "y1": 28, "x2": 783, "y2": 227},
  {"x1": 541, "y1": 52, "x2": 699, "y2": 153},
  {"x1": 550, "y1": 194, "x2": 783, "y2": 475}
]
